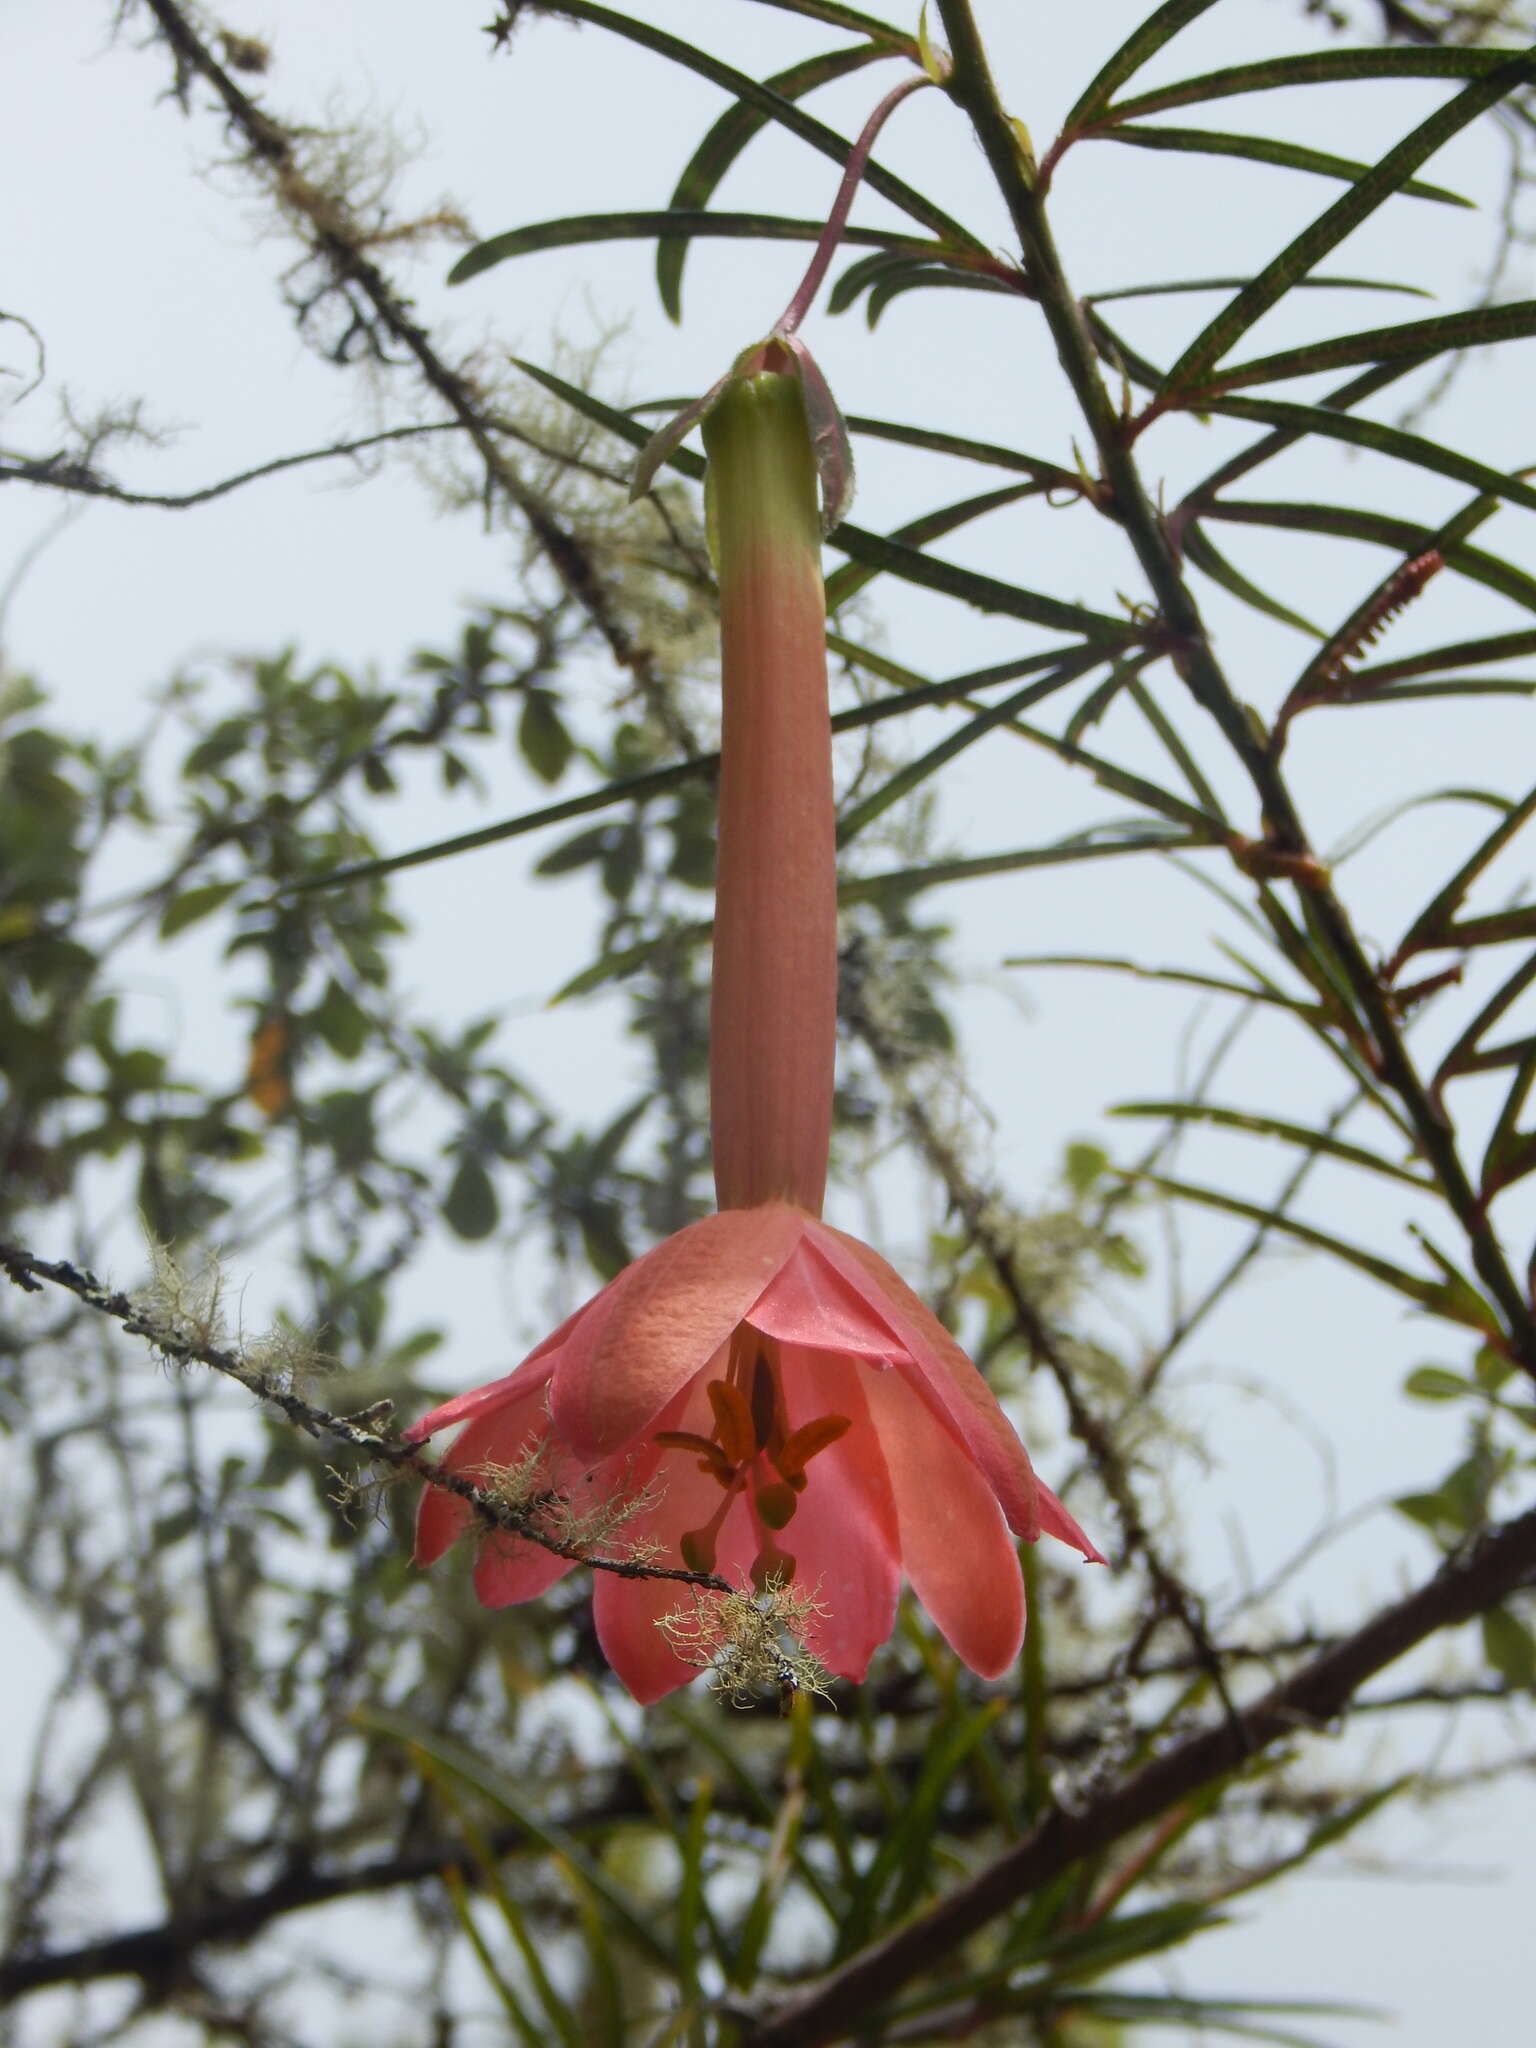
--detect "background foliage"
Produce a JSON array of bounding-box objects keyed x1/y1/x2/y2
[{"x1": 4, "y1": 0, "x2": 1536, "y2": 2042}]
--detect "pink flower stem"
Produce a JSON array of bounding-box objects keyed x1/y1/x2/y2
[{"x1": 774, "y1": 72, "x2": 934, "y2": 341}]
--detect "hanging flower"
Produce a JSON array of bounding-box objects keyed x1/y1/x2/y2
[
  {"x1": 411, "y1": 67, "x2": 1102, "y2": 1698},
  {"x1": 410, "y1": 1202, "x2": 1102, "y2": 1703},
  {"x1": 410, "y1": 362, "x2": 1102, "y2": 1700}
]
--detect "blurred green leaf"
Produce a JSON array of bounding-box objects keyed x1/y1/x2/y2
[
  {"x1": 1121, "y1": 1170, "x2": 1499, "y2": 1330},
  {"x1": 443, "y1": 1155, "x2": 499, "y2": 1241},
  {"x1": 1482, "y1": 1606, "x2": 1536, "y2": 1688},
  {"x1": 518, "y1": 689, "x2": 574, "y2": 785},
  {"x1": 1402, "y1": 1366, "x2": 1473, "y2": 1402},
  {"x1": 1110, "y1": 1100, "x2": 1433, "y2": 1190},
  {"x1": 159, "y1": 880, "x2": 239, "y2": 939}
]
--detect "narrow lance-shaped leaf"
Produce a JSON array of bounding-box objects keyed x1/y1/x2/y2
[
  {"x1": 658, "y1": 42, "x2": 897, "y2": 321},
  {"x1": 845, "y1": 411, "x2": 1077, "y2": 487},
  {"x1": 1182, "y1": 521, "x2": 1324, "y2": 638},
  {"x1": 1063, "y1": 0, "x2": 1223, "y2": 129},
  {"x1": 1352, "y1": 626, "x2": 1536, "y2": 686},
  {"x1": 1091, "y1": 274, "x2": 1432, "y2": 304},
  {"x1": 1162, "y1": 48, "x2": 1536, "y2": 393},
  {"x1": 837, "y1": 652, "x2": 1115, "y2": 847},
  {"x1": 1108, "y1": 46, "x2": 1519, "y2": 123},
  {"x1": 547, "y1": 2, "x2": 982, "y2": 247},
  {"x1": 1194, "y1": 299, "x2": 1536, "y2": 398},
  {"x1": 1177, "y1": 356, "x2": 1429, "y2": 510},
  {"x1": 451, "y1": 211, "x2": 947, "y2": 287},
  {"x1": 1110, "y1": 1099, "x2": 1434, "y2": 1190},
  {"x1": 354, "y1": 1709, "x2": 675, "y2": 1968},
  {"x1": 1205, "y1": 501, "x2": 1536, "y2": 618},
  {"x1": 1003, "y1": 952, "x2": 1330, "y2": 1025},
  {"x1": 862, "y1": 264, "x2": 1027, "y2": 330},
  {"x1": 1395, "y1": 781, "x2": 1536, "y2": 960},
  {"x1": 744, "y1": 0, "x2": 910, "y2": 35},
  {"x1": 824, "y1": 481, "x2": 1040, "y2": 610},
  {"x1": 1098, "y1": 124, "x2": 1470, "y2": 204}
]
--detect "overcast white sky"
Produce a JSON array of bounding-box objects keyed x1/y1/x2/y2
[{"x1": 5, "y1": 1, "x2": 1536, "y2": 2041}]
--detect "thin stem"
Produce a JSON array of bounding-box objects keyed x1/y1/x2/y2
[{"x1": 775, "y1": 73, "x2": 934, "y2": 338}]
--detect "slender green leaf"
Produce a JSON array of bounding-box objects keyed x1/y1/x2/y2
[
  {"x1": 1200, "y1": 299, "x2": 1536, "y2": 396},
  {"x1": 1183, "y1": 521, "x2": 1323, "y2": 636},
  {"x1": 453, "y1": 210, "x2": 942, "y2": 286},
  {"x1": 835, "y1": 1701, "x2": 1004, "y2": 1956},
  {"x1": 549, "y1": 3, "x2": 981, "y2": 247},
  {"x1": 1100, "y1": 124, "x2": 1469, "y2": 204},
  {"x1": 1003, "y1": 951, "x2": 1326, "y2": 1022},
  {"x1": 1179, "y1": 357, "x2": 1429, "y2": 507},
  {"x1": 1110, "y1": 1099, "x2": 1433, "y2": 1190},
  {"x1": 824, "y1": 481, "x2": 1040, "y2": 610},
  {"x1": 837, "y1": 653, "x2": 1112, "y2": 846},
  {"x1": 658, "y1": 42, "x2": 894, "y2": 320},
  {"x1": 1121, "y1": 1170, "x2": 1499, "y2": 1329},
  {"x1": 1396, "y1": 781, "x2": 1536, "y2": 957},
  {"x1": 1163, "y1": 50, "x2": 1536, "y2": 391},
  {"x1": 1354, "y1": 626, "x2": 1536, "y2": 685},
  {"x1": 1008, "y1": 720, "x2": 1224, "y2": 834},
  {"x1": 1061, "y1": 1988, "x2": 1377, "y2": 2048},
  {"x1": 1481, "y1": 1040, "x2": 1536, "y2": 1195},
  {"x1": 846, "y1": 412, "x2": 1077, "y2": 486},
  {"x1": 1434, "y1": 954, "x2": 1536, "y2": 1092},
  {"x1": 439, "y1": 1866, "x2": 547, "y2": 2048},
  {"x1": 1064, "y1": 0, "x2": 1223, "y2": 128},
  {"x1": 829, "y1": 517, "x2": 1135, "y2": 637},
  {"x1": 1206, "y1": 500, "x2": 1536, "y2": 617},
  {"x1": 355, "y1": 1709, "x2": 674, "y2": 1968},
  {"x1": 841, "y1": 828, "x2": 1208, "y2": 907},
  {"x1": 1091, "y1": 274, "x2": 1431, "y2": 303},
  {"x1": 675, "y1": 1783, "x2": 712, "y2": 2006},
  {"x1": 1356, "y1": 677, "x2": 1536, "y2": 704},
  {"x1": 744, "y1": 0, "x2": 909, "y2": 35},
  {"x1": 1109, "y1": 47, "x2": 1518, "y2": 123},
  {"x1": 865, "y1": 264, "x2": 1025, "y2": 328},
  {"x1": 1203, "y1": 394, "x2": 1536, "y2": 518}
]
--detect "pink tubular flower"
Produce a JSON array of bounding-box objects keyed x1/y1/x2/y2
[{"x1": 410, "y1": 357, "x2": 1103, "y2": 1701}]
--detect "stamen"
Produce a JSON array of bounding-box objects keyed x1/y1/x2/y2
[
  {"x1": 680, "y1": 1527, "x2": 717, "y2": 1574},
  {"x1": 774, "y1": 1413, "x2": 851, "y2": 1485},
  {"x1": 707, "y1": 1379, "x2": 757, "y2": 1469},
  {"x1": 749, "y1": 1348, "x2": 778, "y2": 1452},
  {"x1": 653, "y1": 1428, "x2": 735, "y2": 1488}
]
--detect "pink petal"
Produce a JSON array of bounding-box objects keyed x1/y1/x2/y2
[
  {"x1": 591, "y1": 1376, "x2": 749, "y2": 1704},
  {"x1": 404, "y1": 1349, "x2": 559, "y2": 1446},
  {"x1": 551, "y1": 1205, "x2": 806, "y2": 1460},
  {"x1": 770, "y1": 1348, "x2": 900, "y2": 1681},
  {"x1": 810, "y1": 1220, "x2": 1042, "y2": 1540},
  {"x1": 1036, "y1": 1477, "x2": 1108, "y2": 1566},
  {"x1": 863, "y1": 1366, "x2": 1025, "y2": 1679},
  {"x1": 745, "y1": 1236, "x2": 904, "y2": 1357},
  {"x1": 413, "y1": 1374, "x2": 569, "y2": 1589}
]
